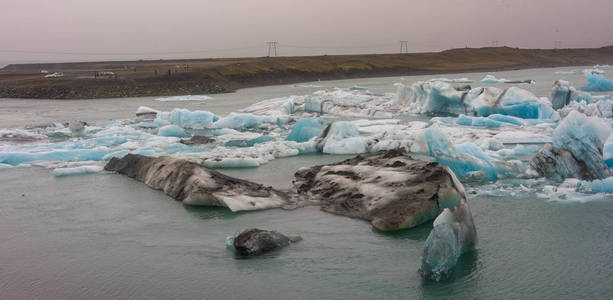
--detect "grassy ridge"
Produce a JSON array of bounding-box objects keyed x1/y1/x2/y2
[{"x1": 2, "y1": 46, "x2": 613, "y2": 99}]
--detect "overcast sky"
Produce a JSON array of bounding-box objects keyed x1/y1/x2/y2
[{"x1": 1, "y1": 0, "x2": 613, "y2": 64}]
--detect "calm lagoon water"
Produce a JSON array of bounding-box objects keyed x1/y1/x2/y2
[{"x1": 1, "y1": 67, "x2": 612, "y2": 299}]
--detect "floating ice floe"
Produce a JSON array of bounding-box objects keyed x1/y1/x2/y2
[
  {"x1": 481, "y1": 74, "x2": 510, "y2": 83},
  {"x1": 155, "y1": 95, "x2": 212, "y2": 101},
  {"x1": 52, "y1": 165, "x2": 104, "y2": 177},
  {"x1": 428, "y1": 77, "x2": 473, "y2": 83},
  {"x1": 156, "y1": 108, "x2": 219, "y2": 129}
]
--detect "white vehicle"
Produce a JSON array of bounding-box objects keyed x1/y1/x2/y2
[{"x1": 44, "y1": 72, "x2": 64, "y2": 78}]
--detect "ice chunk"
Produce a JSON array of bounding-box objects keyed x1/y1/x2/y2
[
  {"x1": 157, "y1": 109, "x2": 219, "y2": 129},
  {"x1": 52, "y1": 165, "x2": 104, "y2": 176},
  {"x1": 558, "y1": 97, "x2": 613, "y2": 119},
  {"x1": 319, "y1": 122, "x2": 369, "y2": 154},
  {"x1": 420, "y1": 200, "x2": 477, "y2": 282},
  {"x1": 397, "y1": 81, "x2": 468, "y2": 115},
  {"x1": 494, "y1": 87, "x2": 559, "y2": 120},
  {"x1": 0, "y1": 149, "x2": 110, "y2": 166},
  {"x1": 582, "y1": 73, "x2": 613, "y2": 92},
  {"x1": 0, "y1": 129, "x2": 47, "y2": 142},
  {"x1": 553, "y1": 111, "x2": 611, "y2": 179},
  {"x1": 578, "y1": 177, "x2": 613, "y2": 194},
  {"x1": 428, "y1": 78, "x2": 473, "y2": 83},
  {"x1": 286, "y1": 118, "x2": 326, "y2": 142},
  {"x1": 213, "y1": 112, "x2": 278, "y2": 129},
  {"x1": 155, "y1": 95, "x2": 212, "y2": 101},
  {"x1": 224, "y1": 136, "x2": 276, "y2": 147},
  {"x1": 157, "y1": 125, "x2": 188, "y2": 137},
  {"x1": 551, "y1": 80, "x2": 593, "y2": 109},
  {"x1": 603, "y1": 133, "x2": 613, "y2": 168},
  {"x1": 410, "y1": 125, "x2": 517, "y2": 180},
  {"x1": 480, "y1": 74, "x2": 509, "y2": 83}
]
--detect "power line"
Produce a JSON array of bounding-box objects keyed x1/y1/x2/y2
[
  {"x1": 399, "y1": 41, "x2": 409, "y2": 53},
  {"x1": 266, "y1": 41, "x2": 277, "y2": 57},
  {"x1": 0, "y1": 46, "x2": 262, "y2": 56}
]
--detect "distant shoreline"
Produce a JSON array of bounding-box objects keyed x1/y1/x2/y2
[{"x1": 1, "y1": 46, "x2": 613, "y2": 99}]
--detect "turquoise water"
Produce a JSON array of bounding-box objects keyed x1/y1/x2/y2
[{"x1": 1, "y1": 67, "x2": 613, "y2": 299}]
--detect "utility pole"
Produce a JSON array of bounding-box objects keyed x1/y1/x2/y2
[
  {"x1": 267, "y1": 41, "x2": 277, "y2": 57},
  {"x1": 399, "y1": 41, "x2": 408, "y2": 54}
]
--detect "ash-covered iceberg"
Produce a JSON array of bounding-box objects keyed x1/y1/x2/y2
[
  {"x1": 530, "y1": 111, "x2": 611, "y2": 180},
  {"x1": 104, "y1": 154, "x2": 291, "y2": 211},
  {"x1": 419, "y1": 198, "x2": 477, "y2": 282},
  {"x1": 227, "y1": 228, "x2": 301, "y2": 256},
  {"x1": 293, "y1": 150, "x2": 469, "y2": 231}
]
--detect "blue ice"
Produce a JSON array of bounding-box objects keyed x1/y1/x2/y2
[
  {"x1": 419, "y1": 126, "x2": 504, "y2": 180},
  {"x1": 213, "y1": 112, "x2": 278, "y2": 129},
  {"x1": 321, "y1": 121, "x2": 369, "y2": 154},
  {"x1": 582, "y1": 73, "x2": 613, "y2": 92},
  {"x1": 286, "y1": 118, "x2": 326, "y2": 142},
  {"x1": 553, "y1": 111, "x2": 612, "y2": 179},
  {"x1": 158, "y1": 109, "x2": 219, "y2": 129},
  {"x1": 0, "y1": 149, "x2": 110, "y2": 166},
  {"x1": 604, "y1": 133, "x2": 613, "y2": 168},
  {"x1": 420, "y1": 202, "x2": 477, "y2": 282},
  {"x1": 578, "y1": 177, "x2": 613, "y2": 193},
  {"x1": 158, "y1": 125, "x2": 188, "y2": 137}
]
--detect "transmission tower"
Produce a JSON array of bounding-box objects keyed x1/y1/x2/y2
[
  {"x1": 491, "y1": 40, "x2": 499, "y2": 47},
  {"x1": 399, "y1": 41, "x2": 409, "y2": 53},
  {"x1": 267, "y1": 41, "x2": 277, "y2": 57},
  {"x1": 554, "y1": 41, "x2": 562, "y2": 49}
]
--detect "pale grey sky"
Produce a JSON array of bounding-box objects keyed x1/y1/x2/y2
[{"x1": 1, "y1": 0, "x2": 612, "y2": 65}]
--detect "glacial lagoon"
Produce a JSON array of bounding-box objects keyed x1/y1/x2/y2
[{"x1": 1, "y1": 66, "x2": 612, "y2": 299}]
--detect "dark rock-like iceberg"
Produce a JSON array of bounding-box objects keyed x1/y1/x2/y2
[
  {"x1": 104, "y1": 154, "x2": 290, "y2": 211},
  {"x1": 293, "y1": 149, "x2": 467, "y2": 231},
  {"x1": 229, "y1": 228, "x2": 301, "y2": 256}
]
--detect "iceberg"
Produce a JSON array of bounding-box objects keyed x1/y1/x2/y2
[
  {"x1": 493, "y1": 87, "x2": 558, "y2": 120},
  {"x1": 420, "y1": 200, "x2": 477, "y2": 282},
  {"x1": 157, "y1": 125, "x2": 188, "y2": 138},
  {"x1": 428, "y1": 78, "x2": 473, "y2": 83},
  {"x1": 156, "y1": 109, "x2": 219, "y2": 129},
  {"x1": 604, "y1": 133, "x2": 613, "y2": 168},
  {"x1": 550, "y1": 80, "x2": 593, "y2": 109},
  {"x1": 52, "y1": 165, "x2": 104, "y2": 177},
  {"x1": 410, "y1": 125, "x2": 519, "y2": 180},
  {"x1": 480, "y1": 74, "x2": 509, "y2": 83},
  {"x1": 286, "y1": 118, "x2": 326, "y2": 142},
  {"x1": 213, "y1": 112, "x2": 278, "y2": 129},
  {"x1": 0, "y1": 148, "x2": 110, "y2": 166},
  {"x1": 224, "y1": 136, "x2": 276, "y2": 147},
  {"x1": 577, "y1": 177, "x2": 613, "y2": 194},
  {"x1": 552, "y1": 111, "x2": 611, "y2": 179},
  {"x1": 582, "y1": 73, "x2": 613, "y2": 92},
  {"x1": 319, "y1": 122, "x2": 369, "y2": 154}
]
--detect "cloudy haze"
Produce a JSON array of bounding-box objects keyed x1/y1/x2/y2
[{"x1": 2, "y1": 0, "x2": 613, "y2": 65}]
